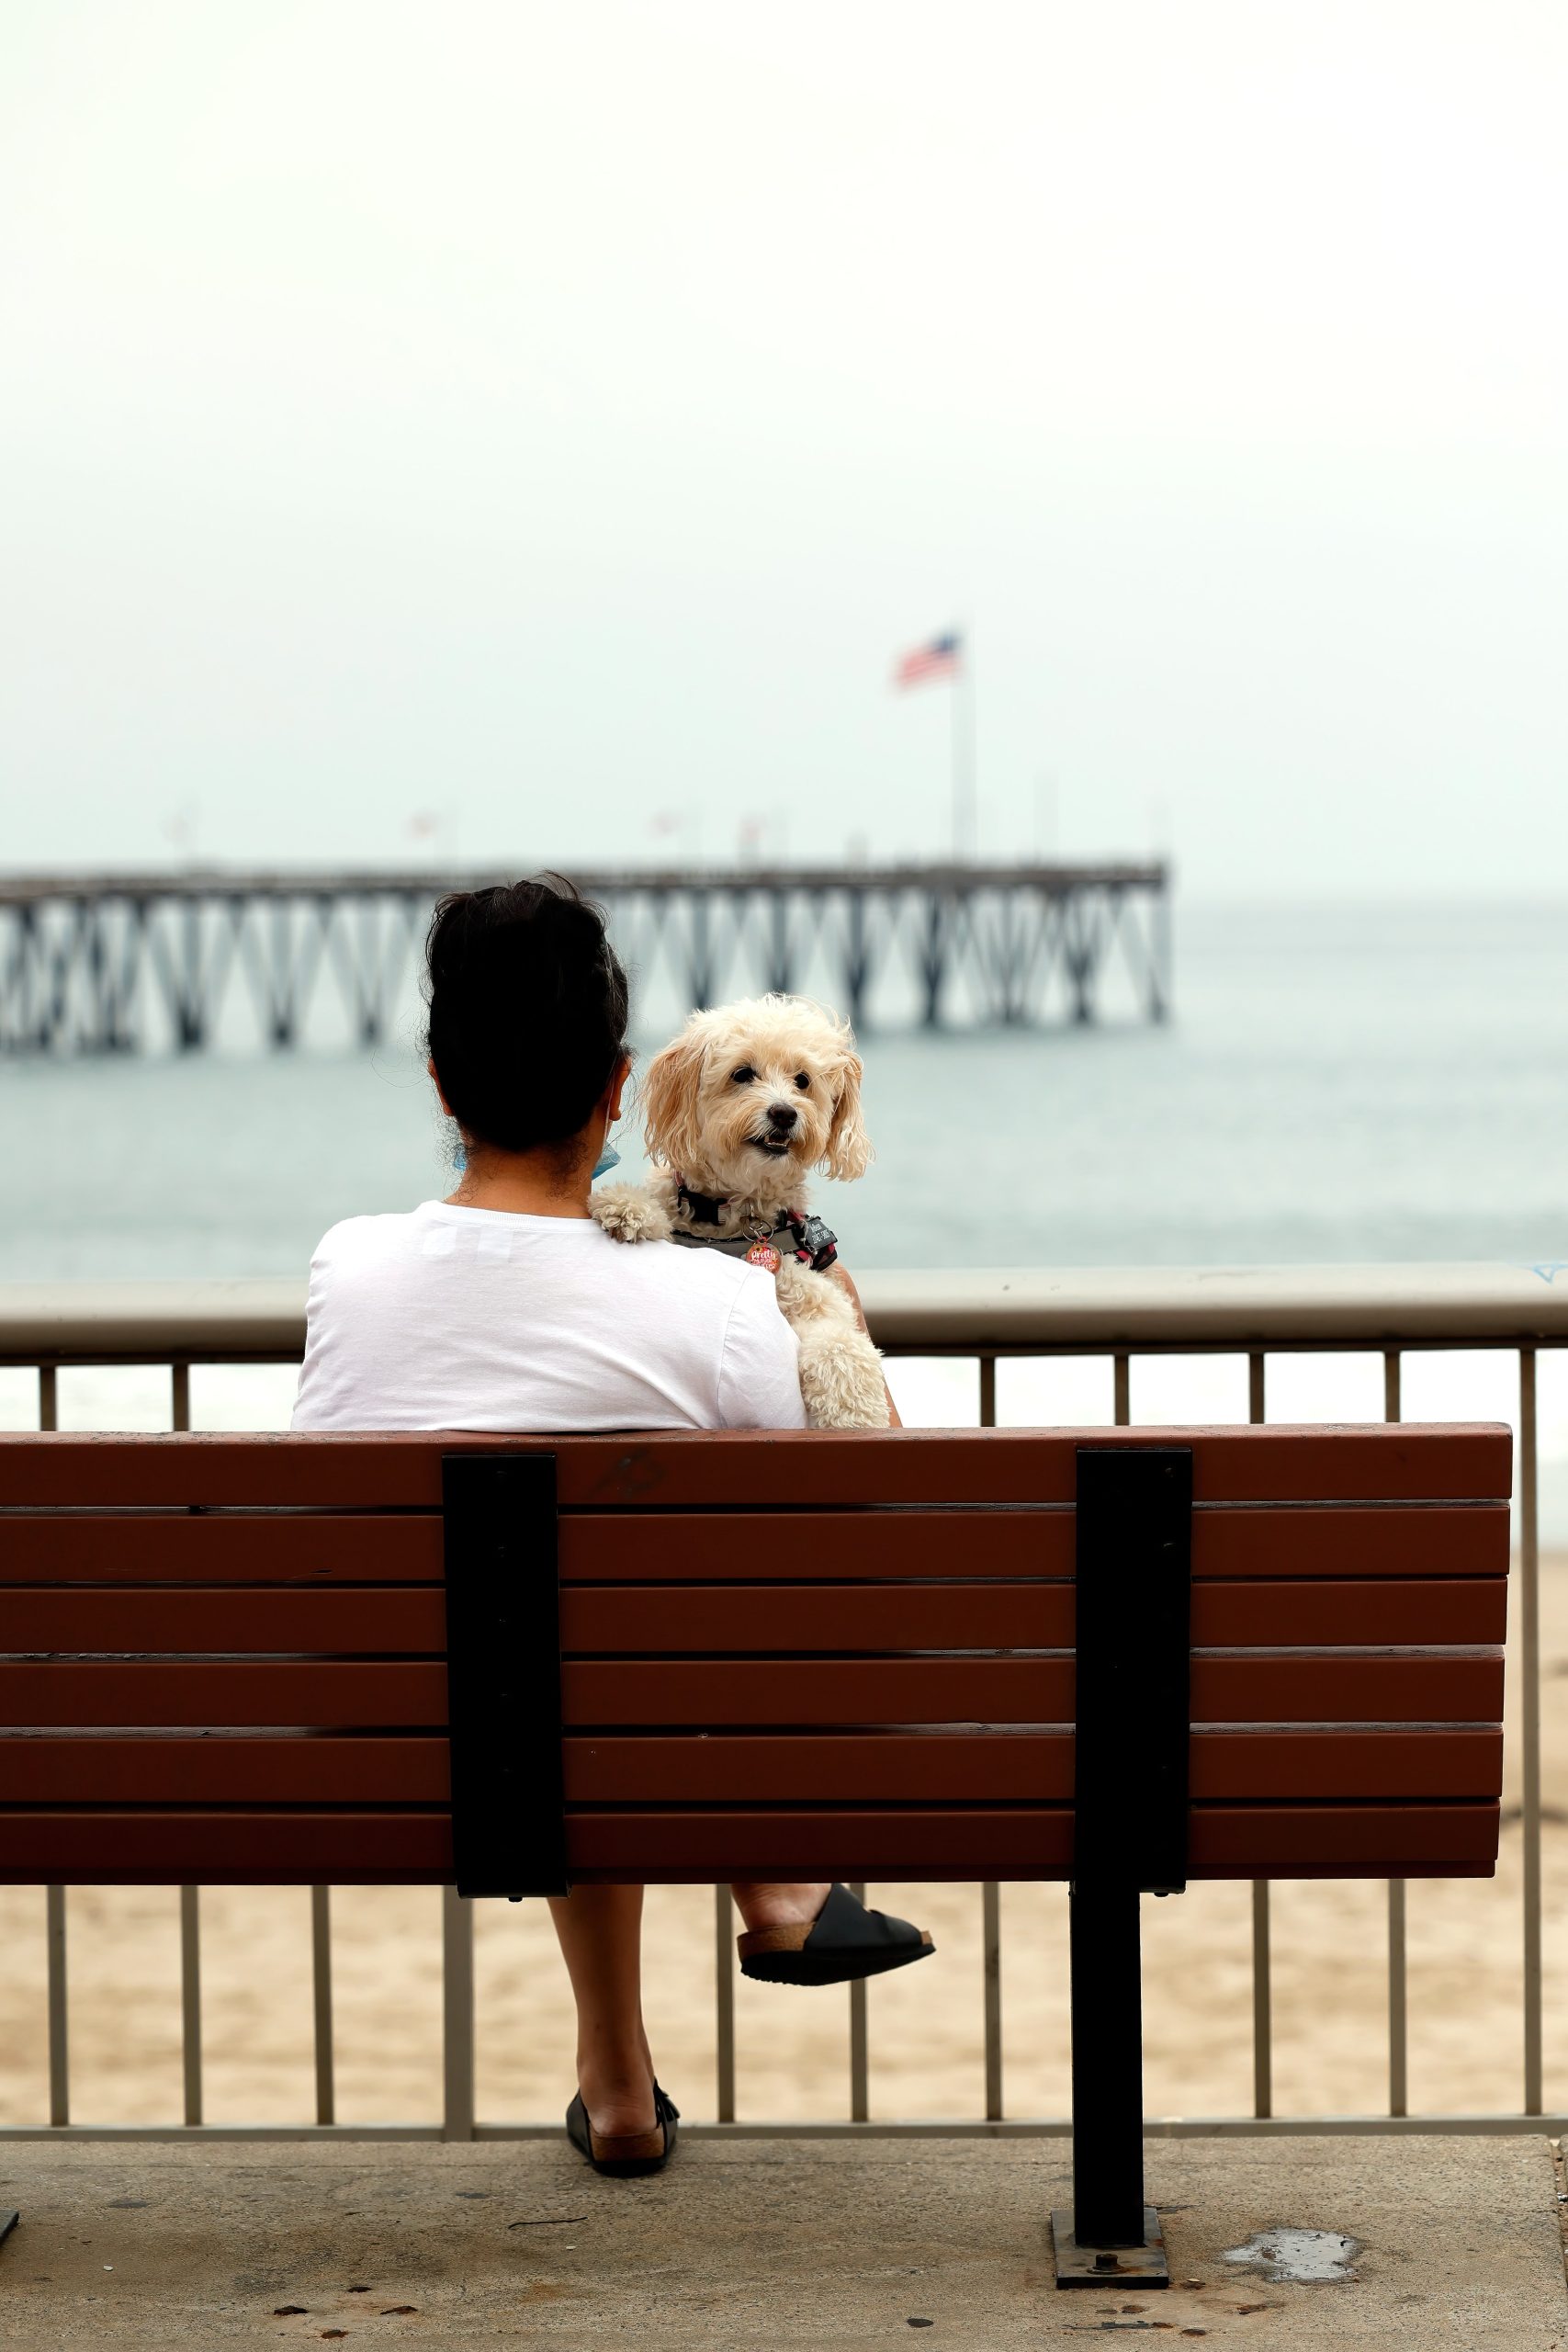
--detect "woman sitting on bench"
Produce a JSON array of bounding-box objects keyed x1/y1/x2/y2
[{"x1": 291, "y1": 875, "x2": 932, "y2": 2175}]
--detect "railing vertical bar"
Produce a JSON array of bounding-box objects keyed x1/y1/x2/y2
[
  {"x1": 1383, "y1": 1347, "x2": 1409, "y2": 2117},
  {"x1": 311, "y1": 1887, "x2": 335, "y2": 2127},
  {"x1": 848, "y1": 1881, "x2": 869, "y2": 2122},
  {"x1": 1521, "y1": 1346, "x2": 1543, "y2": 2114},
  {"x1": 1112, "y1": 1351, "x2": 1130, "y2": 1427},
  {"x1": 982, "y1": 1880, "x2": 1003, "y2": 2121},
  {"x1": 1247, "y1": 1348, "x2": 1272, "y2": 2119},
  {"x1": 46, "y1": 1884, "x2": 68, "y2": 2127},
  {"x1": 441, "y1": 1886, "x2": 476, "y2": 2141},
  {"x1": 38, "y1": 1363, "x2": 58, "y2": 1432},
  {"x1": 179, "y1": 1885, "x2": 202, "y2": 2127},
  {"x1": 1249, "y1": 1881, "x2": 1273, "y2": 2120},
  {"x1": 1382, "y1": 1349, "x2": 1402, "y2": 1424},
  {"x1": 714, "y1": 1885, "x2": 736, "y2": 2123},
  {"x1": 978, "y1": 1353, "x2": 997, "y2": 1430},
  {"x1": 171, "y1": 1360, "x2": 190, "y2": 1432},
  {"x1": 1386, "y1": 1880, "x2": 1408, "y2": 2118}
]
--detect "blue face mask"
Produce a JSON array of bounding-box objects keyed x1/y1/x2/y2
[{"x1": 452, "y1": 1140, "x2": 621, "y2": 1179}]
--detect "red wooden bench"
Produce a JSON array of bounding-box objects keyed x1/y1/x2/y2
[{"x1": 0, "y1": 1421, "x2": 1511, "y2": 2288}]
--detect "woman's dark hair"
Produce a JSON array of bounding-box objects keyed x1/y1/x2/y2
[{"x1": 424, "y1": 876, "x2": 629, "y2": 1153}]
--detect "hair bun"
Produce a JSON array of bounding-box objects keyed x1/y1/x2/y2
[{"x1": 424, "y1": 877, "x2": 629, "y2": 1154}]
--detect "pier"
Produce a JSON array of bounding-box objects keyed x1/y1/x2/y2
[{"x1": 0, "y1": 861, "x2": 1169, "y2": 1053}]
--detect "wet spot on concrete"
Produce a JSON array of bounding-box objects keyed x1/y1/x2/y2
[{"x1": 1223, "y1": 2227, "x2": 1360, "y2": 2284}]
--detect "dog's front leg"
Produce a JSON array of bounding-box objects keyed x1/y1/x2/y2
[
  {"x1": 773, "y1": 1262, "x2": 891, "y2": 1430},
  {"x1": 589, "y1": 1182, "x2": 674, "y2": 1244}
]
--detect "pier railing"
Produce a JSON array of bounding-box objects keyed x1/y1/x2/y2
[
  {"x1": 2, "y1": 1261, "x2": 1562, "y2": 2142},
  {"x1": 0, "y1": 860, "x2": 1170, "y2": 1048}
]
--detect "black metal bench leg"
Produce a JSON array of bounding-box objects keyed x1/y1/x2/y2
[
  {"x1": 1051, "y1": 1879, "x2": 1168, "y2": 2286},
  {"x1": 1053, "y1": 1442, "x2": 1191, "y2": 2290}
]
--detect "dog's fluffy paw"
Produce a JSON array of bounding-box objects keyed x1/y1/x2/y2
[
  {"x1": 590, "y1": 1183, "x2": 673, "y2": 1244},
  {"x1": 796, "y1": 1330, "x2": 892, "y2": 1430},
  {"x1": 798, "y1": 1341, "x2": 891, "y2": 1429}
]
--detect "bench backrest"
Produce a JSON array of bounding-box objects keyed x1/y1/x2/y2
[{"x1": 0, "y1": 1425, "x2": 1511, "y2": 1888}]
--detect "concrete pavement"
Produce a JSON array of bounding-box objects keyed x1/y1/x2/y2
[{"x1": 0, "y1": 2134, "x2": 1563, "y2": 2348}]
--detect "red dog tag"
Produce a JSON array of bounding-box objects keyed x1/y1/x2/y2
[{"x1": 744, "y1": 1240, "x2": 783, "y2": 1273}]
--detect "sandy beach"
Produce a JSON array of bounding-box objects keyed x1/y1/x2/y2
[{"x1": 2, "y1": 1552, "x2": 1559, "y2": 2134}]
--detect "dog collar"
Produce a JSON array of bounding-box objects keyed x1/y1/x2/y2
[
  {"x1": 670, "y1": 1187, "x2": 840, "y2": 1275},
  {"x1": 675, "y1": 1179, "x2": 732, "y2": 1226}
]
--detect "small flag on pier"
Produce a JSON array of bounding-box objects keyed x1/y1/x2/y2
[{"x1": 892, "y1": 631, "x2": 962, "y2": 689}]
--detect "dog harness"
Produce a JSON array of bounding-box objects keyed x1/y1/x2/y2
[{"x1": 670, "y1": 1181, "x2": 840, "y2": 1276}]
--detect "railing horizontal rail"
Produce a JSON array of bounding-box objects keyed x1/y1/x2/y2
[{"x1": 4, "y1": 1261, "x2": 1568, "y2": 1363}]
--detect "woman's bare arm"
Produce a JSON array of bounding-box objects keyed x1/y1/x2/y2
[{"x1": 827, "y1": 1261, "x2": 903, "y2": 1428}]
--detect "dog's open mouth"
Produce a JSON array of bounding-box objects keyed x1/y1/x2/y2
[{"x1": 750, "y1": 1135, "x2": 793, "y2": 1159}]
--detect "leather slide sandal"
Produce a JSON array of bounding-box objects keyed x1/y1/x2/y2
[
  {"x1": 565, "y1": 2082, "x2": 680, "y2": 2177},
  {"x1": 738, "y1": 1883, "x2": 936, "y2": 1987}
]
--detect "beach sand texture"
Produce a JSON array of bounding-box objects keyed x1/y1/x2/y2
[{"x1": 2, "y1": 1555, "x2": 1558, "y2": 2132}]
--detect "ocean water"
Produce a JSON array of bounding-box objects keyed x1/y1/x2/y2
[
  {"x1": 4, "y1": 899, "x2": 1566, "y2": 1518},
  {"x1": 5, "y1": 899, "x2": 1567, "y2": 1281}
]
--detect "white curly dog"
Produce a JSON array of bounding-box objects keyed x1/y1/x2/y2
[{"x1": 592, "y1": 994, "x2": 889, "y2": 1429}]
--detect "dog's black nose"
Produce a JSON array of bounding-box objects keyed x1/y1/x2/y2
[{"x1": 767, "y1": 1102, "x2": 799, "y2": 1132}]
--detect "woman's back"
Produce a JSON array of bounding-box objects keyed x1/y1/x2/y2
[{"x1": 291, "y1": 1197, "x2": 806, "y2": 1433}]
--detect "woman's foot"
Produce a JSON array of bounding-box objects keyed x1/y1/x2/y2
[
  {"x1": 731, "y1": 1881, "x2": 831, "y2": 1936},
  {"x1": 567, "y1": 2081, "x2": 679, "y2": 2177},
  {"x1": 574, "y1": 2032, "x2": 659, "y2": 2143},
  {"x1": 736, "y1": 1883, "x2": 936, "y2": 1987}
]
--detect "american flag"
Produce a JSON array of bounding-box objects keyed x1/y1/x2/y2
[{"x1": 892, "y1": 630, "x2": 962, "y2": 688}]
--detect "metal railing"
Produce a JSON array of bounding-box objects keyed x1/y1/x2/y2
[{"x1": 4, "y1": 1263, "x2": 1564, "y2": 2142}]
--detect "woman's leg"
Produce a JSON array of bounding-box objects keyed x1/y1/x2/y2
[
  {"x1": 547, "y1": 1883, "x2": 655, "y2": 2135},
  {"x1": 731, "y1": 1882, "x2": 830, "y2": 1931}
]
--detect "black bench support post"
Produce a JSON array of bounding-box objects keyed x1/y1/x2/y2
[
  {"x1": 1053, "y1": 1445, "x2": 1192, "y2": 2290},
  {"x1": 443, "y1": 1452, "x2": 569, "y2": 1901}
]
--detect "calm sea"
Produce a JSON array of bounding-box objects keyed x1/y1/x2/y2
[
  {"x1": 5, "y1": 899, "x2": 1565, "y2": 1520},
  {"x1": 6, "y1": 899, "x2": 1565, "y2": 1279}
]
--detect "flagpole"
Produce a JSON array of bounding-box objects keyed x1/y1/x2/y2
[{"x1": 952, "y1": 624, "x2": 976, "y2": 863}]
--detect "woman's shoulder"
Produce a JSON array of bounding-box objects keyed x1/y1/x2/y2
[
  {"x1": 598, "y1": 1233, "x2": 787, "y2": 1335},
  {"x1": 309, "y1": 1204, "x2": 436, "y2": 1270}
]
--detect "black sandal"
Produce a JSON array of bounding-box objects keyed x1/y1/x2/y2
[
  {"x1": 738, "y1": 1883, "x2": 936, "y2": 1987},
  {"x1": 565, "y1": 2082, "x2": 679, "y2": 2177}
]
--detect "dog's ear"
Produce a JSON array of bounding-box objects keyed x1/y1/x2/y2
[
  {"x1": 822, "y1": 1046, "x2": 873, "y2": 1180},
  {"x1": 640, "y1": 1024, "x2": 707, "y2": 1170}
]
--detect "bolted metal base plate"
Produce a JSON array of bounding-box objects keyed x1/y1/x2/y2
[{"x1": 1051, "y1": 2206, "x2": 1168, "y2": 2289}]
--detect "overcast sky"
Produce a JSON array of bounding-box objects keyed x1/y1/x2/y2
[{"x1": 3, "y1": 1, "x2": 1564, "y2": 897}]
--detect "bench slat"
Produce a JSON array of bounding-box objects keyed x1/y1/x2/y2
[
  {"x1": 0, "y1": 1517, "x2": 445, "y2": 1585},
  {"x1": 2, "y1": 1588, "x2": 446, "y2": 1652},
  {"x1": 0, "y1": 1426, "x2": 1514, "y2": 1509},
  {"x1": 0, "y1": 1577, "x2": 1508, "y2": 1654},
  {"x1": 563, "y1": 1727, "x2": 1506, "y2": 1804},
  {"x1": 0, "y1": 1504, "x2": 1511, "y2": 1590},
  {"x1": 567, "y1": 1803, "x2": 1504, "y2": 1880},
  {"x1": 0, "y1": 1725, "x2": 1505, "y2": 1804},
  {"x1": 0, "y1": 1801, "x2": 1501, "y2": 1883},
  {"x1": 565, "y1": 1656, "x2": 1504, "y2": 1726},
  {"x1": 0, "y1": 1652, "x2": 1504, "y2": 1727},
  {"x1": 0, "y1": 1503, "x2": 1510, "y2": 1588},
  {"x1": 0, "y1": 1660, "x2": 447, "y2": 1726}
]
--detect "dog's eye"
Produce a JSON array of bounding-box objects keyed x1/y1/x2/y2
[
  {"x1": 730, "y1": 1065, "x2": 756, "y2": 1085},
  {"x1": 794, "y1": 1072, "x2": 811, "y2": 1091}
]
